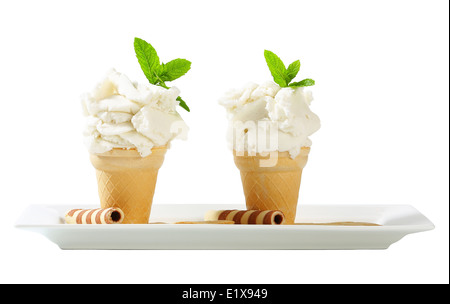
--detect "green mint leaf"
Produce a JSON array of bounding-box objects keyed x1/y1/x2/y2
[
  {"x1": 264, "y1": 50, "x2": 288, "y2": 87},
  {"x1": 160, "y1": 59, "x2": 191, "y2": 82},
  {"x1": 177, "y1": 96, "x2": 190, "y2": 112},
  {"x1": 134, "y1": 37, "x2": 160, "y2": 84},
  {"x1": 134, "y1": 37, "x2": 191, "y2": 112},
  {"x1": 289, "y1": 78, "x2": 315, "y2": 87},
  {"x1": 286, "y1": 60, "x2": 300, "y2": 83}
]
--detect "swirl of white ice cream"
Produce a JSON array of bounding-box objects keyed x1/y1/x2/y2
[
  {"x1": 81, "y1": 69, "x2": 188, "y2": 157},
  {"x1": 219, "y1": 81, "x2": 320, "y2": 159}
]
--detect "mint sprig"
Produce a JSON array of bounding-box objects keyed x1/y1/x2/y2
[
  {"x1": 264, "y1": 50, "x2": 315, "y2": 88},
  {"x1": 134, "y1": 37, "x2": 191, "y2": 112}
]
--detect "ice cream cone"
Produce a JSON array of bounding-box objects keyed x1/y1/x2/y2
[
  {"x1": 89, "y1": 146, "x2": 167, "y2": 224},
  {"x1": 233, "y1": 147, "x2": 310, "y2": 224}
]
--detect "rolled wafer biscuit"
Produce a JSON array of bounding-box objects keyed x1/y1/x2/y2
[
  {"x1": 64, "y1": 207, "x2": 125, "y2": 224},
  {"x1": 175, "y1": 220, "x2": 235, "y2": 224},
  {"x1": 204, "y1": 210, "x2": 285, "y2": 225}
]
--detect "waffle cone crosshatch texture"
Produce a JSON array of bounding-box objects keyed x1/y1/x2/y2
[
  {"x1": 233, "y1": 147, "x2": 310, "y2": 224},
  {"x1": 89, "y1": 147, "x2": 167, "y2": 224}
]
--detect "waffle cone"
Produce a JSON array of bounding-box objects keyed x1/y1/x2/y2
[
  {"x1": 233, "y1": 147, "x2": 310, "y2": 224},
  {"x1": 89, "y1": 147, "x2": 167, "y2": 224}
]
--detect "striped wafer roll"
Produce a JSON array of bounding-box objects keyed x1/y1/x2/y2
[
  {"x1": 204, "y1": 210, "x2": 285, "y2": 225},
  {"x1": 64, "y1": 207, "x2": 125, "y2": 224}
]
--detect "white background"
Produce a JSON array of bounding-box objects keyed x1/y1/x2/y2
[{"x1": 0, "y1": 0, "x2": 448, "y2": 284}]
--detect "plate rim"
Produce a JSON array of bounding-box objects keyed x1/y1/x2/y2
[{"x1": 15, "y1": 203, "x2": 435, "y2": 233}]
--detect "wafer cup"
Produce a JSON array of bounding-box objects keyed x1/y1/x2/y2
[
  {"x1": 233, "y1": 147, "x2": 310, "y2": 224},
  {"x1": 89, "y1": 147, "x2": 167, "y2": 224}
]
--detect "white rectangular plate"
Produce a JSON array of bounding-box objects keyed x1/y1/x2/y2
[{"x1": 15, "y1": 204, "x2": 434, "y2": 250}]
